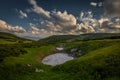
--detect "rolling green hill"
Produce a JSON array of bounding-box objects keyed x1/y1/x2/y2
[
  {"x1": 53, "y1": 39, "x2": 120, "y2": 80},
  {"x1": 0, "y1": 38, "x2": 120, "y2": 80},
  {"x1": 0, "y1": 32, "x2": 120, "y2": 80},
  {"x1": 39, "y1": 35, "x2": 78, "y2": 42},
  {"x1": 0, "y1": 32, "x2": 32, "y2": 44},
  {"x1": 39, "y1": 33, "x2": 120, "y2": 42}
]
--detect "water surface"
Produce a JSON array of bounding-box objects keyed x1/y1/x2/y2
[{"x1": 42, "y1": 53, "x2": 74, "y2": 66}]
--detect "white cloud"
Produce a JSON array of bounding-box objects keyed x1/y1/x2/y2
[
  {"x1": 0, "y1": 20, "x2": 26, "y2": 33},
  {"x1": 10, "y1": 0, "x2": 120, "y2": 38},
  {"x1": 76, "y1": 23, "x2": 95, "y2": 33},
  {"x1": 79, "y1": 11, "x2": 97, "y2": 26},
  {"x1": 19, "y1": 10, "x2": 28, "y2": 19},
  {"x1": 96, "y1": 17, "x2": 120, "y2": 32},
  {"x1": 98, "y1": 2, "x2": 103, "y2": 7},
  {"x1": 90, "y1": 2, "x2": 97, "y2": 7},
  {"x1": 51, "y1": 11, "x2": 76, "y2": 27},
  {"x1": 42, "y1": 21, "x2": 62, "y2": 32},
  {"x1": 27, "y1": 0, "x2": 77, "y2": 33},
  {"x1": 98, "y1": 18, "x2": 109, "y2": 27},
  {"x1": 77, "y1": 11, "x2": 120, "y2": 33},
  {"x1": 28, "y1": 0, "x2": 51, "y2": 18},
  {"x1": 36, "y1": 10, "x2": 77, "y2": 34}
]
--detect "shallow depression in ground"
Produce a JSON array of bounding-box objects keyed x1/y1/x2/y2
[{"x1": 42, "y1": 53, "x2": 74, "y2": 66}]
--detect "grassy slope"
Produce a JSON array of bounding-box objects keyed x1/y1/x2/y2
[
  {"x1": 0, "y1": 45, "x2": 57, "y2": 80},
  {"x1": 54, "y1": 43, "x2": 120, "y2": 80},
  {"x1": 0, "y1": 32, "x2": 31, "y2": 44},
  {"x1": 0, "y1": 39, "x2": 120, "y2": 80},
  {"x1": 39, "y1": 33, "x2": 120, "y2": 43}
]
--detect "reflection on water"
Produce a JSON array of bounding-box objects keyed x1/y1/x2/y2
[{"x1": 42, "y1": 53, "x2": 74, "y2": 66}]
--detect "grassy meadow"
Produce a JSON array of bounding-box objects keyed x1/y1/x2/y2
[{"x1": 0, "y1": 32, "x2": 120, "y2": 80}]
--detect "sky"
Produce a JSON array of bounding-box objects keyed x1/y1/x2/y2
[{"x1": 0, "y1": 0, "x2": 120, "y2": 39}]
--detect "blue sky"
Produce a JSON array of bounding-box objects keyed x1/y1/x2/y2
[
  {"x1": 0, "y1": 0, "x2": 103, "y2": 27},
  {"x1": 0, "y1": 0, "x2": 120, "y2": 38}
]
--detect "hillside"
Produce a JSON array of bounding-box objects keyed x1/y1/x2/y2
[
  {"x1": 0, "y1": 32, "x2": 32, "y2": 44},
  {"x1": 39, "y1": 33, "x2": 120, "y2": 42},
  {"x1": 0, "y1": 38, "x2": 120, "y2": 80},
  {"x1": 53, "y1": 39, "x2": 120, "y2": 80},
  {"x1": 39, "y1": 35, "x2": 78, "y2": 42}
]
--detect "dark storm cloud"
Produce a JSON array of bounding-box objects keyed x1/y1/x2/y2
[{"x1": 104, "y1": 0, "x2": 120, "y2": 17}]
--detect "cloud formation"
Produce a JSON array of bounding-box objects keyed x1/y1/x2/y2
[
  {"x1": 26, "y1": 0, "x2": 120, "y2": 37},
  {"x1": 18, "y1": 10, "x2": 28, "y2": 19},
  {"x1": 90, "y1": 2, "x2": 103, "y2": 7},
  {"x1": 98, "y1": 2, "x2": 103, "y2": 7},
  {"x1": 0, "y1": 20, "x2": 26, "y2": 33},
  {"x1": 28, "y1": 0, "x2": 51, "y2": 18},
  {"x1": 90, "y1": 2, "x2": 97, "y2": 7},
  {"x1": 51, "y1": 11, "x2": 76, "y2": 27},
  {"x1": 1, "y1": 0, "x2": 119, "y2": 38},
  {"x1": 104, "y1": 0, "x2": 120, "y2": 17}
]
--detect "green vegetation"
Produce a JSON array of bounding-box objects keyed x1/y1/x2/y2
[
  {"x1": 64, "y1": 39, "x2": 120, "y2": 56},
  {"x1": 39, "y1": 33, "x2": 120, "y2": 43},
  {"x1": 54, "y1": 41, "x2": 120, "y2": 80},
  {"x1": 0, "y1": 45, "x2": 56, "y2": 80},
  {"x1": 0, "y1": 44, "x2": 27, "y2": 62},
  {"x1": 0, "y1": 32, "x2": 32, "y2": 44},
  {"x1": 39, "y1": 35, "x2": 78, "y2": 43},
  {"x1": 0, "y1": 32, "x2": 120, "y2": 80}
]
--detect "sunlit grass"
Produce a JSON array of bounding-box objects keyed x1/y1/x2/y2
[{"x1": 0, "y1": 39, "x2": 120, "y2": 80}]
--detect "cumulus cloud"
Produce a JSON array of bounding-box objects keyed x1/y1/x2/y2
[
  {"x1": 27, "y1": 0, "x2": 77, "y2": 32},
  {"x1": 90, "y1": 2, "x2": 97, "y2": 7},
  {"x1": 79, "y1": 11, "x2": 97, "y2": 27},
  {"x1": 101, "y1": 20, "x2": 120, "y2": 29},
  {"x1": 0, "y1": 19, "x2": 50, "y2": 38},
  {"x1": 104, "y1": 0, "x2": 120, "y2": 17},
  {"x1": 0, "y1": 20, "x2": 26, "y2": 33},
  {"x1": 42, "y1": 20, "x2": 62, "y2": 32},
  {"x1": 28, "y1": 0, "x2": 51, "y2": 18},
  {"x1": 32, "y1": 10, "x2": 77, "y2": 33},
  {"x1": 98, "y1": 2, "x2": 103, "y2": 7},
  {"x1": 28, "y1": 25, "x2": 58, "y2": 37},
  {"x1": 90, "y1": 2, "x2": 103, "y2": 7},
  {"x1": 76, "y1": 23, "x2": 95, "y2": 33},
  {"x1": 78, "y1": 11, "x2": 120, "y2": 33},
  {"x1": 96, "y1": 17, "x2": 120, "y2": 33},
  {"x1": 51, "y1": 11, "x2": 76, "y2": 27},
  {"x1": 98, "y1": 18, "x2": 109, "y2": 27},
  {"x1": 18, "y1": 10, "x2": 28, "y2": 19},
  {"x1": 23, "y1": 0, "x2": 120, "y2": 38},
  {"x1": 76, "y1": 11, "x2": 98, "y2": 33}
]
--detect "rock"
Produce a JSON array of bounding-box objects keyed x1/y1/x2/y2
[
  {"x1": 56, "y1": 47, "x2": 64, "y2": 51},
  {"x1": 27, "y1": 64, "x2": 32, "y2": 67},
  {"x1": 70, "y1": 48, "x2": 77, "y2": 52},
  {"x1": 35, "y1": 68, "x2": 44, "y2": 73}
]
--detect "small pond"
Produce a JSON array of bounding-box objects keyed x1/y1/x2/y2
[{"x1": 42, "y1": 53, "x2": 74, "y2": 66}]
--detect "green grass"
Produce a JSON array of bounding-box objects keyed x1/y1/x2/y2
[
  {"x1": 64, "y1": 39, "x2": 120, "y2": 55},
  {"x1": 0, "y1": 45, "x2": 58, "y2": 80},
  {"x1": 0, "y1": 39, "x2": 17, "y2": 44},
  {"x1": 0, "y1": 32, "x2": 32, "y2": 44},
  {"x1": 53, "y1": 41, "x2": 120, "y2": 80},
  {"x1": 0, "y1": 39, "x2": 120, "y2": 80},
  {"x1": 3, "y1": 45, "x2": 55, "y2": 65}
]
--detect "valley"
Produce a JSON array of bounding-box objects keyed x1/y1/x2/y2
[{"x1": 0, "y1": 32, "x2": 120, "y2": 80}]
